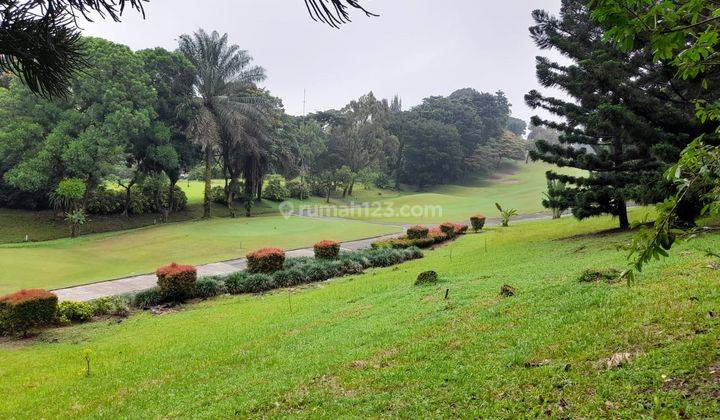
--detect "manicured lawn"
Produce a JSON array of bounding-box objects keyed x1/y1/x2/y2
[
  {"x1": 0, "y1": 216, "x2": 400, "y2": 293},
  {"x1": 2, "y1": 212, "x2": 719, "y2": 417},
  {"x1": 338, "y1": 161, "x2": 585, "y2": 224}
]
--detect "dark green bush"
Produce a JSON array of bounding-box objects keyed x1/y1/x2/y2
[
  {"x1": 223, "y1": 271, "x2": 250, "y2": 294},
  {"x1": 244, "y1": 273, "x2": 276, "y2": 293},
  {"x1": 0, "y1": 289, "x2": 58, "y2": 335},
  {"x1": 87, "y1": 186, "x2": 125, "y2": 215},
  {"x1": 470, "y1": 214, "x2": 486, "y2": 232},
  {"x1": 131, "y1": 288, "x2": 163, "y2": 309},
  {"x1": 58, "y1": 301, "x2": 95, "y2": 323},
  {"x1": 273, "y1": 268, "x2": 306, "y2": 287},
  {"x1": 415, "y1": 270, "x2": 438, "y2": 285},
  {"x1": 194, "y1": 278, "x2": 227, "y2": 299}
]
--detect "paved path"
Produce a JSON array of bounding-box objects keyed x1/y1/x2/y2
[{"x1": 52, "y1": 211, "x2": 564, "y2": 302}]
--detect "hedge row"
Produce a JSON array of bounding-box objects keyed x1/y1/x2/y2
[{"x1": 372, "y1": 222, "x2": 470, "y2": 250}]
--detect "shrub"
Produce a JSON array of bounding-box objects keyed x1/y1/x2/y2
[
  {"x1": 287, "y1": 179, "x2": 310, "y2": 200},
  {"x1": 0, "y1": 289, "x2": 58, "y2": 335},
  {"x1": 156, "y1": 263, "x2": 197, "y2": 301},
  {"x1": 263, "y1": 174, "x2": 289, "y2": 202},
  {"x1": 470, "y1": 214, "x2": 486, "y2": 232},
  {"x1": 58, "y1": 301, "x2": 95, "y2": 323},
  {"x1": 131, "y1": 288, "x2": 163, "y2": 309},
  {"x1": 415, "y1": 271, "x2": 439, "y2": 285},
  {"x1": 223, "y1": 271, "x2": 250, "y2": 294},
  {"x1": 90, "y1": 296, "x2": 130, "y2": 317},
  {"x1": 428, "y1": 227, "x2": 449, "y2": 243},
  {"x1": 244, "y1": 273, "x2": 276, "y2": 293},
  {"x1": 495, "y1": 202, "x2": 518, "y2": 227},
  {"x1": 87, "y1": 186, "x2": 124, "y2": 215},
  {"x1": 211, "y1": 185, "x2": 228, "y2": 205},
  {"x1": 273, "y1": 268, "x2": 307, "y2": 287},
  {"x1": 402, "y1": 246, "x2": 424, "y2": 260},
  {"x1": 453, "y1": 223, "x2": 469, "y2": 235},
  {"x1": 49, "y1": 178, "x2": 86, "y2": 212},
  {"x1": 194, "y1": 278, "x2": 227, "y2": 299},
  {"x1": 365, "y1": 248, "x2": 405, "y2": 267},
  {"x1": 407, "y1": 225, "x2": 429, "y2": 239},
  {"x1": 247, "y1": 248, "x2": 286, "y2": 273},
  {"x1": 440, "y1": 222, "x2": 457, "y2": 237},
  {"x1": 314, "y1": 240, "x2": 341, "y2": 259}
]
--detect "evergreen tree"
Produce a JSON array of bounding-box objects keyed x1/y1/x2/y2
[{"x1": 526, "y1": 0, "x2": 713, "y2": 229}]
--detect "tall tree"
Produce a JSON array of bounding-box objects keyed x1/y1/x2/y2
[
  {"x1": 179, "y1": 29, "x2": 268, "y2": 218},
  {"x1": 526, "y1": 0, "x2": 712, "y2": 229}
]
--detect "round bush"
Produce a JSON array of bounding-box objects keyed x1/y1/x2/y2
[
  {"x1": 439, "y1": 222, "x2": 457, "y2": 237},
  {"x1": 223, "y1": 271, "x2": 250, "y2": 294},
  {"x1": 247, "y1": 248, "x2": 286, "y2": 273},
  {"x1": 453, "y1": 223, "x2": 469, "y2": 235},
  {"x1": 0, "y1": 289, "x2": 58, "y2": 335},
  {"x1": 287, "y1": 179, "x2": 310, "y2": 200},
  {"x1": 58, "y1": 300, "x2": 95, "y2": 323},
  {"x1": 407, "y1": 225, "x2": 429, "y2": 239},
  {"x1": 314, "y1": 240, "x2": 340, "y2": 259},
  {"x1": 262, "y1": 174, "x2": 289, "y2": 202},
  {"x1": 194, "y1": 278, "x2": 227, "y2": 299},
  {"x1": 415, "y1": 271, "x2": 439, "y2": 285},
  {"x1": 244, "y1": 273, "x2": 276, "y2": 293},
  {"x1": 90, "y1": 296, "x2": 130, "y2": 317},
  {"x1": 470, "y1": 214, "x2": 486, "y2": 232},
  {"x1": 156, "y1": 263, "x2": 197, "y2": 301}
]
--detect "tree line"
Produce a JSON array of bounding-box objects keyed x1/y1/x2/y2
[{"x1": 0, "y1": 29, "x2": 528, "y2": 228}]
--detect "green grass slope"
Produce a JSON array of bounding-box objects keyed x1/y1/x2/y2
[
  {"x1": 2, "y1": 212, "x2": 719, "y2": 417},
  {"x1": 0, "y1": 216, "x2": 399, "y2": 293}
]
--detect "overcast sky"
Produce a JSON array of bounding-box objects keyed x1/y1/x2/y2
[{"x1": 84, "y1": 0, "x2": 563, "y2": 124}]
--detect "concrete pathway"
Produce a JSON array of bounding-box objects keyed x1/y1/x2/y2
[{"x1": 52, "y1": 211, "x2": 564, "y2": 302}]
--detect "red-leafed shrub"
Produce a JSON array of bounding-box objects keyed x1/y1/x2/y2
[
  {"x1": 454, "y1": 223, "x2": 469, "y2": 235},
  {"x1": 406, "y1": 225, "x2": 429, "y2": 239},
  {"x1": 440, "y1": 222, "x2": 457, "y2": 237},
  {"x1": 247, "y1": 247, "x2": 286, "y2": 273},
  {"x1": 0, "y1": 289, "x2": 58, "y2": 336},
  {"x1": 428, "y1": 227, "x2": 449, "y2": 244},
  {"x1": 314, "y1": 240, "x2": 340, "y2": 259},
  {"x1": 470, "y1": 214, "x2": 486, "y2": 232},
  {"x1": 156, "y1": 263, "x2": 197, "y2": 301}
]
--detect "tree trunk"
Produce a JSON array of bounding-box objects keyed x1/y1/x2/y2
[
  {"x1": 395, "y1": 143, "x2": 404, "y2": 190},
  {"x1": 348, "y1": 179, "x2": 355, "y2": 196},
  {"x1": 122, "y1": 184, "x2": 133, "y2": 217},
  {"x1": 168, "y1": 180, "x2": 176, "y2": 215},
  {"x1": 326, "y1": 186, "x2": 331, "y2": 203},
  {"x1": 256, "y1": 175, "x2": 263, "y2": 200},
  {"x1": 203, "y1": 147, "x2": 212, "y2": 219},
  {"x1": 617, "y1": 199, "x2": 629, "y2": 229}
]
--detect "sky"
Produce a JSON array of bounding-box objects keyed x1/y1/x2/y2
[{"x1": 84, "y1": 0, "x2": 564, "y2": 124}]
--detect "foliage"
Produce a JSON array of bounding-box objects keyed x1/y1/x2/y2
[
  {"x1": 193, "y1": 278, "x2": 227, "y2": 299},
  {"x1": 57, "y1": 300, "x2": 94, "y2": 323},
  {"x1": 453, "y1": 223, "x2": 469, "y2": 235},
  {"x1": 263, "y1": 174, "x2": 290, "y2": 202},
  {"x1": 0, "y1": 289, "x2": 58, "y2": 335},
  {"x1": 247, "y1": 248, "x2": 286, "y2": 273},
  {"x1": 130, "y1": 287, "x2": 163, "y2": 309},
  {"x1": 542, "y1": 179, "x2": 571, "y2": 219},
  {"x1": 156, "y1": 263, "x2": 197, "y2": 302},
  {"x1": 495, "y1": 203, "x2": 518, "y2": 227},
  {"x1": 470, "y1": 214, "x2": 486, "y2": 232},
  {"x1": 223, "y1": 271, "x2": 250, "y2": 295},
  {"x1": 406, "y1": 225, "x2": 429, "y2": 239},
  {"x1": 286, "y1": 179, "x2": 310, "y2": 200},
  {"x1": 90, "y1": 296, "x2": 130, "y2": 317},
  {"x1": 49, "y1": 178, "x2": 86, "y2": 212},
  {"x1": 440, "y1": 222, "x2": 457, "y2": 237},
  {"x1": 578, "y1": 268, "x2": 621, "y2": 283},
  {"x1": 313, "y1": 240, "x2": 341, "y2": 259},
  {"x1": 415, "y1": 270, "x2": 439, "y2": 286},
  {"x1": 526, "y1": 1, "x2": 715, "y2": 229},
  {"x1": 64, "y1": 209, "x2": 86, "y2": 238}
]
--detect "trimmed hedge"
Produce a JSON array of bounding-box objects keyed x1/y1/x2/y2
[
  {"x1": 440, "y1": 222, "x2": 457, "y2": 237},
  {"x1": 247, "y1": 248, "x2": 286, "y2": 273},
  {"x1": 470, "y1": 214, "x2": 486, "y2": 232},
  {"x1": 156, "y1": 263, "x2": 197, "y2": 301},
  {"x1": 194, "y1": 278, "x2": 227, "y2": 299},
  {"x1": 0, "y1": 289, "x2": 58, "y2": 335},
  {"x1": 415, "y1": 270, "x2": 439, "y2": 285},
  {"x1": 453, "y1": 223, "x2": 469, "y2": 235},
  {"x1": 407, "y1": 225, "x2": 429, "y2": 239},
  {"x1": 314, "y1": 240, "x2": 341, "y2": 259}
]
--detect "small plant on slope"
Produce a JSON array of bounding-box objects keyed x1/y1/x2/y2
[{"x1": 495, "y1": 203, "x2": 518, "y2": 227}]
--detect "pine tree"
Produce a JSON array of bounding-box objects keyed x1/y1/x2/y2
[{"x1": 526, "y1": 0, "x2": 714, "y2": 229}]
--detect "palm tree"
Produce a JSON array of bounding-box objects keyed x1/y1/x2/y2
[{"x1": 179, "y1": 29, "x2": 268, "y2": 219}]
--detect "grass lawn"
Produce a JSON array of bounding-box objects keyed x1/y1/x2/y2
[
  {"x1": 335, "y1": 161, "x2": 585, "y2": 224},
  {"x1": 0, "y1": 216, "x2": 400, "y2": 294},
  {"x1": 2, "y1": 211, "x2": 719, "y2": 417}
]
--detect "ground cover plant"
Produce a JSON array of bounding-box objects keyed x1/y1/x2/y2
[{"x1": 2, "y1": 212, "x2": 719, "y2": 417}]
